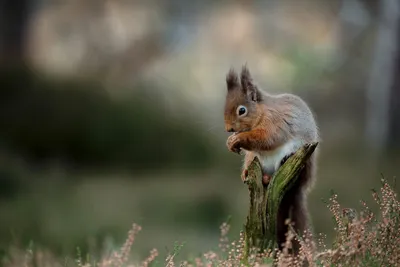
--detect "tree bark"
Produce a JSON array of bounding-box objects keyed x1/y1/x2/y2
[{"x1": 242, "y1": 142, "x2": 318, "y2": 264}]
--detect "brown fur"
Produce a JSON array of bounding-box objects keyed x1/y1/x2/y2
[{"x1": 224, "y1": 65, "x2": 319, "y2": 255}]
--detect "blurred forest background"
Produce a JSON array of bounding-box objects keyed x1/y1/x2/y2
[{"x1": 0, "y1": 0, "x2": 400, "y2": 262}]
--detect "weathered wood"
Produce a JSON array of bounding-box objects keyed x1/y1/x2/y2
[{"x1": 242, "y1": 142, "x2": 318, "y2": 263}]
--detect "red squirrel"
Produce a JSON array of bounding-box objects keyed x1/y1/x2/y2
[{"x1": 223, "y1": 65, "x2": 319, "y2": 252}]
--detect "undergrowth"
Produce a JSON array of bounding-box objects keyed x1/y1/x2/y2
[{"x1": 2, "y1": 178, "x2": 399, "y2": 267}]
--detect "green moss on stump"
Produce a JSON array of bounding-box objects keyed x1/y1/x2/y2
[{"x1": 242, "y1": 142, "x2": 318, "y2": 263}]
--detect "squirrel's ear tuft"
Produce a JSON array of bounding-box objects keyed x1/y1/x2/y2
[
  {"x1": 241, "y1": 64, "x2": 262, "y2": 102},
  {"x1": 240, "y1": 64, "x2": 254, "y2": 90},
  {"x1": 226, "y1": 68, "x2": 239, "y2": 91}
]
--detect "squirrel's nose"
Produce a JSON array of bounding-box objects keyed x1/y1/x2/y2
[{"x1": 226, "y1": 127, "x2": 235, "y2": 133}]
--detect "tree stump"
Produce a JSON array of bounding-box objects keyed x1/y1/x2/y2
[{"x1": 242, "y1": 142, "x2": 319, "y2": 263}]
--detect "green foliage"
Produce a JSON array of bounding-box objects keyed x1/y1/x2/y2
[{"x1": 0, "y1": 67, "x2": 216, "y2": 173}]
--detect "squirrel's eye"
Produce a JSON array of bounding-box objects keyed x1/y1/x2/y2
[{"x1": 236, "y1": 105, "x2": 247, "y2": 117}]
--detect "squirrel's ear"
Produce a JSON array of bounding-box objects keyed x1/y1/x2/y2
[
  {"x1": 226, "y1": 68, "x2": 239, "y2": 91},
  {"x1": 241, "y1": 65, "x2": 262, "y2": 102}
]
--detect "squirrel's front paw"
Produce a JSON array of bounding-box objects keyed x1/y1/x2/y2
[
  {"x1": 226, "y1": 134, "x2": 241, "y2": 154},
  {"x1": 262, "y1": 174, "x2": 271, "y2": 185}
]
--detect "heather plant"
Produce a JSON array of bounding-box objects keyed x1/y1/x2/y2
[{"x1": 2, "y1": 178, "x2": 399, "y2": 267}]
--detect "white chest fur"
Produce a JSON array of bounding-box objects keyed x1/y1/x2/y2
[{"x1": 256, "y1": 139, "x2": 303, "y2": 175}]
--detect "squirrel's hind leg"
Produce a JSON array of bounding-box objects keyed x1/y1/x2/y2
[
  {"x1": 262, "y1": 173, "x2": 271, "y2": 185},
  {"x1": 241, "y1": 151, "x2": 272, "y2": 184},
  {"x1": 242, "y1": 151, "x2": 271, "y2": 185}
]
